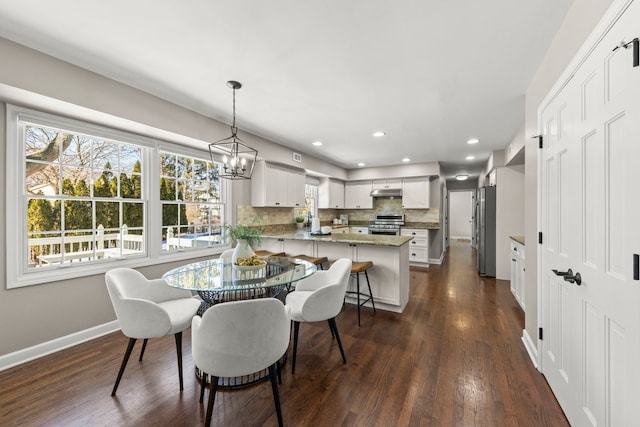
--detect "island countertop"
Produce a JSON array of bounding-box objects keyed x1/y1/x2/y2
[{"x1": 262, "y1": 232, "x2": 413, "y2": 247}]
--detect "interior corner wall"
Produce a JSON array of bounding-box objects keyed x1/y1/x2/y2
[{"x1": 523, "y1": 0, "x2": 615, "y2": 348}]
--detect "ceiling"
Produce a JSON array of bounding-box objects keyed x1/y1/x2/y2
[{"x1": 0, "y1": 0, "x2": 573, "y2": 179}]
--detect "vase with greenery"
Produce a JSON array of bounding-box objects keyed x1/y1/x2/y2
[
  {"x1": 222, "y1": 223, "x2": 264, "y2": 263},
  {"x1": 295, "y1": 216, "x2": 305, "y2": 229}
]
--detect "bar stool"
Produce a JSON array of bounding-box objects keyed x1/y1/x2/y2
[
  {"x1": 291, "y1": 254, "x2": 328, "y2": 270},
  {"x1": 347, "y1": 261, "x2": 376, "y2": 326},
  {"x1": 254, "y1": 250, "x2": 286, "y2": 257}
]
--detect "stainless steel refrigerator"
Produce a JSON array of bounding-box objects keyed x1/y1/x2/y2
[{"x1": 477, "y1": 186, "x2": 496, "y2": 277}]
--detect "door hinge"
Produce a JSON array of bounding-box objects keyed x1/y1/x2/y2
[
  {"x1": 532, "y1": 135, "x2": 543, "y2": 149},
  {"x1": 633, "y1": 253, "x2": 639, "y2": 280},
  {"x1": 538, "y1": 232, "x2": 543, "y2": 244},
  {"x1": 539, "y1": 327, "x2": 543, "y2": 340}
]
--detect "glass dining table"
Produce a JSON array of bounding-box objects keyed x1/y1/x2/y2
[
  {"x1": 162, "y1": 256, "x2": 317, "y2": 388},
  {"x1": 162, "y1": 256, "x2": 317, "y2": 316}
]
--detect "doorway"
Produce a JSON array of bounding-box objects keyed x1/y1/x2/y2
[{"x1": 448, "y1": 190, "x2": 474, "y2": 244}]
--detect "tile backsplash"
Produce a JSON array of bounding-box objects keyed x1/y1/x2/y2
[{"x1": 237, "y1": 198, "x2": 439, "y2": 232}]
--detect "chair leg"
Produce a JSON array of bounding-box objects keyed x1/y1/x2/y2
[
  {"x1": 292, "y1": 321, "x2": 300, "y2": 374},
  {"x1": 205, "y1": 376, "x2": 219, "y2": 427},
  {"x1": 329, "y1": 318, "x2": 347, "y2": 364},
  {"x1": 356, "y1": 272, "x2": 361, "y2": 326},
  {"x1": 138, "y1": 338, "x2": 148, "y2": 361},
  {"x1": 269, "y1": 364, "x2": 284, "y2": 427},
  {"x1": 111, "y1": 337, "x2": 136, "y2": 396},
  {"x1": 364, "y1": 270, "x2": 376, "y2": 313},
  {"x1": 199, "y1": 372, "x2": 207, "y2": 403},
  {"x1": 276, "y1": 360, "x2": 282, "y2": 385},
  {"x1": 174, "y1": 331, "x2": 184, "y2": 391},
  {"x1": 327, "y1": 319, "x2": 335, "y2": 339}
]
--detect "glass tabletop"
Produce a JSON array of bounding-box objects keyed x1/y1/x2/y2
[{"x1": 162, "y1": 256, "x2": 317, "y2": 292}]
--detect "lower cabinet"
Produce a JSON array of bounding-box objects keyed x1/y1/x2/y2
[
  {"x1": 315, "y1": 241, "x2": 410, "y2": 313},
  {"x1": 401, "y1": 228, "x2": 429, "y2": 266},
  {"x1": 510, "y1": 240, "x2": 525, "y2": 311}
]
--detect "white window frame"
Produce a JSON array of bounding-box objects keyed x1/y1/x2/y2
[{"x1": 6, "y1": 104, "x2": 231, "y2": 289}]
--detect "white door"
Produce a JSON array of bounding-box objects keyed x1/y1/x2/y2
[
  {"x1": 449, "y1": 191, "x2": 473, "y2": 241},
  {"x1": 539, "y1": 1, "x2": 640, "y2": 425}
]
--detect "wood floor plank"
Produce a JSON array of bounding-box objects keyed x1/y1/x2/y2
[{"x1": 0, "y1": 241, "x2": 569, "y2": 426}]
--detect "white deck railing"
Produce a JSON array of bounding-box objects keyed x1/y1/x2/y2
[{"x1": 29, "y1": 225, "x2": 144, "y2": 266}]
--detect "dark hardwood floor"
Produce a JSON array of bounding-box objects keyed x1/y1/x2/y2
[{"x1": 0, "y1": 241, "x2": 569, "y2": 426}]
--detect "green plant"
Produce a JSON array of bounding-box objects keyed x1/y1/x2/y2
[
  {"x1": 222, "y1": 222, "x2": 263, "y2": 248},
  {"x1": 295, "y1": 216, "x2": 305, "y2": 223}
]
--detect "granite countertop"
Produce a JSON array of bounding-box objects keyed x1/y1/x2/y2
[
  {"x1": 404, "y1": 222, "x2": 440, "y2": 230},
  {"x1": 510, "y1": 235, "x2": 525, "y2": 245},
  {"x1": 263, "y1": 232, "x2": 413, "y2": 247}
]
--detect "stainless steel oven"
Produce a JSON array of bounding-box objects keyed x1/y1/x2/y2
[{"x1": 368, "y1": 214, "x2": 404, "y2": 236}]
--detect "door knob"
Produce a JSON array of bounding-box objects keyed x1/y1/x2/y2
[{"x1": 563, "y1": 271, "x2": 582, "y2": 286}]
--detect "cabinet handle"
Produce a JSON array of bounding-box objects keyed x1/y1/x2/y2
[
  {"x1": 512, "y1": 258, "x2": 516, "y2": 261},
  {"x1": 411, "y1": 253, "x2": 416, "y2": 256}
]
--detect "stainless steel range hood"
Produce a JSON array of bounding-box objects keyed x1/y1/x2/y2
[{"x1": 370, "y1": 188, "x2": 402, "y2": 198}]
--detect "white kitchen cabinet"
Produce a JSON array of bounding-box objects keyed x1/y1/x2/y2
[
  {"x1": 401, "y1": 228, "x2": 429, "y2": 266},
  {"x1": 401, "y1": 177, "x2": 430, "y2": 209},
  {"x1": 319, "y1": 178, "x2": 344, "y2": 209},
  {"x1": 344, "y1": 180, "x2": 373, "y2": 209},
  {"x1": 510, "y1": 239, "x2": 525, "y2": 311},
  {"x1": 315, "y1": 241, "x2": 409, "y2": 311},
  {"x1": 251, "y1": 161, "x2": 305, "y2": 207},
  {"x1": 372, "y1": 178, "x2": 402, "y2": 189},
  {"x1": 350, "y1": 226, "x2": 369, "y2": 234}
]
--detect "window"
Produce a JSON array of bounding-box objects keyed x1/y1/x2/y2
[
  {"x1": 159, "y1": 151, "x2": 224, "y2": 251},
  {"x1": 6, "y1": 105, "x2": 229, "y2": 288}
]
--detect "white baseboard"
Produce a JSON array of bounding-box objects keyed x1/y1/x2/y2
[
  {"x1": 521, "y1": 328, "x2": 539, "y2": 371},
  {"x1": 429, "y1": 251, "x2": 445, "y2": 265},
  {"x1": 0, "y1": 320, "x2": 120, "y2": 372}
]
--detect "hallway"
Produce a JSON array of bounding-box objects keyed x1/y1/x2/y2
[{"x1": 0, "y1": 241, "x2": 569, "y2": 426}]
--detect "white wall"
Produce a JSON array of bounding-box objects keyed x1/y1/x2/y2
[{"x1": 523, "y1": 0, "x2": 615, "y2": 348}]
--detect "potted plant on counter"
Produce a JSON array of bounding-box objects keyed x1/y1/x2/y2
[
  {"x1": 222, "y1": 223, "x2": 264, "y2": 262},
  {"x1": 295, "y1": 216, "x2": 305, "y2": 229}
]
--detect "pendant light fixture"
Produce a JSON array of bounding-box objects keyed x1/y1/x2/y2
[{"x1": 209, "y1": 80, "x2": 258, "y2": 180}]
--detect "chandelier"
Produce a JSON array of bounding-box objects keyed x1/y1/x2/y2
[{"x1": 209, "y1": 80, "x2": 258, "y2": 179}]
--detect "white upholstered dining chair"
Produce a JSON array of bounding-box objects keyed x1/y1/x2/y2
[
  {"x1": 105, "y1": 268, "x2": 200, "y2": 396},
  {"x1": 191, "y1": 298, "x2": 290, "y2": 427},
  {"x1": 284, "y1": 257, "x2": 352, "y2": 374}
]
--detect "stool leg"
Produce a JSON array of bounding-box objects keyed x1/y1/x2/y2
[
  {"x1": 356, "y1": 272, "x2": 361, "y2": 326},
  {"x1": 364, "y1": 270, "x2": 376, "y2": 313}
]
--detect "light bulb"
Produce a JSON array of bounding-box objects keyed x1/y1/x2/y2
[{"x1": 222, "y1": 155, "x2": 228, "y2": 164}]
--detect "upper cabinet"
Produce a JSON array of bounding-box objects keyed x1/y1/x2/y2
[
  {"x1": 401, "y1": 177, "x2": 430, "y2": 209},
  {"x1": 344, "y1": 180, "x2": 373, "y2": 209},
  {"x1": 319, "y1": 178, "x2": 344, "y2": 209},
  {"x1": 372, "y1": 178, "x2": 402, "y2": 190},
  {"x1": 251, "y1": 161, "x2": 305, "y2": 207}
]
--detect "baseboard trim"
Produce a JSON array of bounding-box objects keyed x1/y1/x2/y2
[
  {"x1": 429, "y1": 252, "x2": 445, "y2": 265},
  {"x1": 521, "y1": 328, "x2": 539, "y2": 371},
  {"x1": 0, "y1": 320, "x2": 120, "y2": 372}
]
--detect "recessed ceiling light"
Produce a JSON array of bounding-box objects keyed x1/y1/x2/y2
[
  {"x1": 465, "y1": 155, "x2": 475, "y2": 160},
  {"x1": 357, "y1": 162, "x2": 365, "y2": 167},
  {"x1": 402, "y1": 158, "x2": 410, "y2": 163},
  {"x1": 456, "y1": 174, "x2": 469, "y2": 181},
  {"x1": 373, "y1": 131, "x2": 386, "y2": 137},
  {"x1": 467, "y1": 138, "x2": 479, "y2": 144},
  {"x1": 312, "y1": 141, "x2": 323, "y2": 146}
]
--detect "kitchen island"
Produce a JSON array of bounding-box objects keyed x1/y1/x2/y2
[{"x1": 256, "y1": 231, "x2": 412, "y2": 313}]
